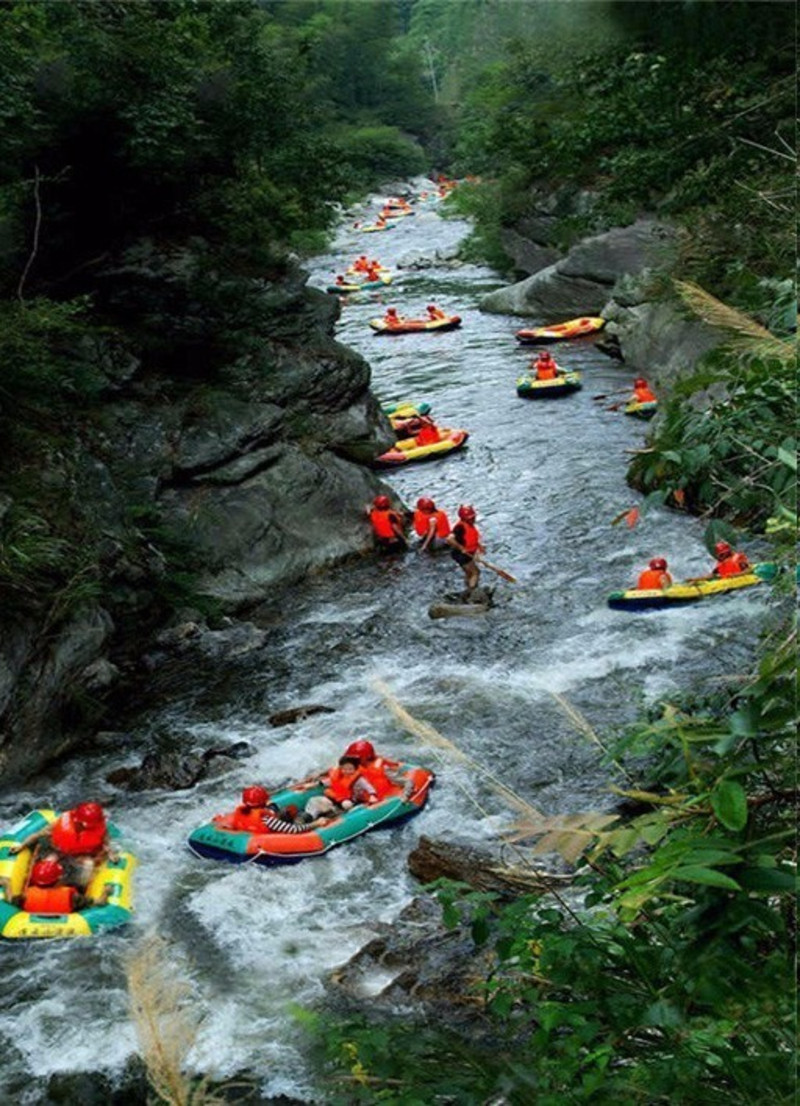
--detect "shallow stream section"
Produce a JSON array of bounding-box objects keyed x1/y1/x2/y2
[{"x1": 0, "y1": 192, "x2": 771, "y2": 1103}]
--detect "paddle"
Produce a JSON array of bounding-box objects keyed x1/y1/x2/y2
[
  {"x1": 593, "y1": 389, "x2": 630, "y2": 401},
  {"x1": 476, "y1": 556, "x2": 517, "y2": 583},
  {"x1": 605, "y1": 399, "x2": 630, "y2": 412}
]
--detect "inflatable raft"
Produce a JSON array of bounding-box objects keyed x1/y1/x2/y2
[
  {"x1": 327, "y1": 275, "x2": 392, "y2": 294},
  {"x1": 607, "y1": 563, "x2": 778, "y2": 611},
  {"x1": 515, "y1": 317, "x2": 606, "y2": 344},
  {"x1": 369, "y1": 315, "x2": 462, "y2": 335},
  {"x1": 516, "y1": 372, "x2": 582, "y2": 398},
  {"x1": 187, "y1": 763, "x2": 435, "y2": 866},
  {"x1": 625, "y1": 399, "x2": 657, "y2": 419},
  {"x1": 0, "y1": 809, "x2": 135, "y2": 939},
  {"x1": 361, "y1": 222, "x2": 396, "y2": 233},
  {"x1": 373, "y1": 428, "x2": 469, "y2": 466}
]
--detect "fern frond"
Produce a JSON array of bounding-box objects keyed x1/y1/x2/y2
[{"x1": 673, "y1": 279, "x2": 795, "y2": 362}]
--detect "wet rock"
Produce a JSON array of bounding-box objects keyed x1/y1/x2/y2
[
  {"x1": 203, "y1": 740, "x2": 254, "y2": 761},
  {"x1": 480, "y1": 219, "x2": 678, "y2": 318},
  {"x1": 268, "y1": 704, "x2": 335, "y2": 727},
  {"x1": 106, "y1": 748, "x2": 207, "y2": 791}
]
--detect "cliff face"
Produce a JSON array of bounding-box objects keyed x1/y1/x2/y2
[{"x1": 0, "y1": 246, "x2": 395, "y2": 786}]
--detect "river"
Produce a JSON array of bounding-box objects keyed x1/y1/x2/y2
[{"x1": 0, "y1": 189, "x2": 771, "y2": 1103}]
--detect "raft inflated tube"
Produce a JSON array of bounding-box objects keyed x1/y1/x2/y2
[
  {"x1": 607, "y1": 563, "x2": 778, "y2": 611},
  {"x1": 516, "y1": 372, "x2": 582, "y2": 398},
  {"x1": 625, "y1": 400, "x2": 657, "y2": 419},
  {"x1": 381, "y1": 401, "x2": 432, "y2": 418},
  {"x1": 0, "y1": 809, "x2": 135, "y2": 939},
  {"x1": 369, "y1": 315, "x2": 462, "y2": 335},
  {"x1": 187, "y1": 763, "x2": 435, "y2": 866},
  {"x1": 515, "y1": 317, "x2": 606, "y2": 344},
  {"x1": 373, "y1": 429, "x2": 469, "y2": 466},
  {"x1": 327, "y1": 276, "x2": 392, "y2": 294}
]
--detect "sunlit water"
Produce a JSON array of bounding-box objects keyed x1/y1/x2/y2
[{"x1": 0, "y1": 188, "x2": 773, "y2": 1103}]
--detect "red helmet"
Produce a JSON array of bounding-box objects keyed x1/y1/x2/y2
[
  {"x1": 458, "y1": 505, "x2": 476, "y2": 522},
  {"x1": 373, "y1": 495, "x2": 391, "y2": 510},
  {"x1": 417, "y1": 497, "x2": 435, "y2": 512},
  {"x1": 539, "y1": 350, "x2": 553, "y2": 358},
  {"x1": 242, "y1": 786, "x2": 269, "y2": 808},
  {"x1": 427, "y1": 304, "x2": 437, "y2": 311},
  {"x1": 30, "y1": 859, "x2": 64, "y2": 887},
  {"x1": 344, "y1": 739, "x2": 376, "y2": 764},
  {"x1": 649, "y1": 557, "x2": 668, "y2": 571},
  {"x1": 386, "y1": 307, "x2": 397, "y2": 315},
  {"x1": 633, "y1": 377, "x2": 646, "y2": 387},
  {"x1": 74, "y1": 802, "x2": 105, "y2": 828},
  {"x1": 714, "y1": 541, "x2": 732, "y2": 557}
]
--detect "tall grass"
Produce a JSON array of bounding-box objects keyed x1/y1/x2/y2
[{"x1": 126, "y1": 935, "x2": 227, "y2": 1106}]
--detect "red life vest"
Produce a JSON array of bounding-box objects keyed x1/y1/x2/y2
[
  {"x1": 370, "y1": 507, "x2": 401, "y2": 541},
  {"x1": 415, "y1": 425, "x2": 441, "y2": 445},
  {"x1": 230, "y1": 805, "x2": 270, "y2": 833},
  {"x1": 22, "y1": 885, "x2": 78, "y2": 915},
  {"x1": 715, "y1": 553, "x2": 750, "y2": 577},
  {"x1": 634, "y1": 385, "x2": 657, "y2": 403},
  {"x1": 50, "y1": 812, "x2": 106, "y2": 856},
  {"x1": 324, "y1": 766, "x2": 360, "y2": 803},
  {"x1": 413, "y1": 509, "x2": 449, "y2": 538},
  {"x1": 536, "y1": 364, "x2": 558, "y2": 380},
  {"x1": 637, "y1": 569, "x2": 671, "y2": 590},
  {"x1": 455, "y1": 521, "x2": 480, "y2": 554}
]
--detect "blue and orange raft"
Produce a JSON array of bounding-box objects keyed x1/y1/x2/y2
[{"x1": 187, "y1": 762, "x2": 435, "y2": 866}]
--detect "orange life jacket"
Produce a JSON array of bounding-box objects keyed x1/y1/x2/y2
[
  {"x1": 455, "y1": 521, "x2": 480, "y2": 554},
  {"x1": 22, "y1": 884, "x2": 78, "y2": 915},
  {"x1": 413, "y1": 509, "x2": 450, "y2": 539},
  {"x1": 536, "y1": 363, "x2": 558, "y2": 380},
  {"x1": 637, "y1": 569, "x2": 671, "y2": 590},
  {"x1": 230, "y1": 805, "x2": 270, "y2": 833},
  {"x1": 50, "y1": 812, "x2": 106, "y2": 856},
  {"x1": 714, "y1": 553, "x2": 750, "y2": 577},
  {"x1": 324, "y1": 766, "x2": 360, "y2": 803},
  {"x1": 370, "y1": 507, "x2": 402, "y2": 541},
  {"x1": 360, "y1": 760, "x2": 395, "y2": 799},
  {"x1": 634, "y1": 385, "x2": 657, "y2": 403},
  {"x1": 415, "y1": 425, "x2": 441, "y2": 445}
]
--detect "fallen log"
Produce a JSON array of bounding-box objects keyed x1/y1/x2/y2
[{"x1": 408, "y1": 835, "x2": 572, "y2": 899}]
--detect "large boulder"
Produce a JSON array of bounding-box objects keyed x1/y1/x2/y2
[{"x1": 480, "y1": 219, "x2": 678, "y2": 318}]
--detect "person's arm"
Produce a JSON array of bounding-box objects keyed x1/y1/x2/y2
[
  {"x1": 419, "y1": 516, "x2": 436, "y2": 552},
  {"x1": 8, "y1": 826, "x2": 50, "y2": 854}
]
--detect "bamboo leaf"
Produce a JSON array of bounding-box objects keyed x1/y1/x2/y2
[
  {"x1": 711, "y1": 779, "x2": 749, "y2": 831},
  {"x1": 670, "y1": 866, "x2": 742, "y2": 890}
]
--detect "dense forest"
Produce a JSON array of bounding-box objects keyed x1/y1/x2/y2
[{"x1": 0, "y1": 2, "x2": 795, "y2": 1103}]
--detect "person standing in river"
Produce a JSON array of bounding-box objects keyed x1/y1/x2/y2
[{"x1": 446, "y1": 504, "x2": 485, "y2": 594}]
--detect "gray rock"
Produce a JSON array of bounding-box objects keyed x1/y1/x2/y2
[{"x1": 480, "y1": 219, "x2": 678, "y2": 318}]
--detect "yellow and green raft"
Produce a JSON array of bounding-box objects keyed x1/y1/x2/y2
[
  {"x1": 0, "y1": 809, "x2": 136, "y2": 939},
  {"x1": 607, "y1": 563, "x2": 778, "y2": 611},
  {"x1": 516, "y1": 372, "x2": 582, "y2": 399}
]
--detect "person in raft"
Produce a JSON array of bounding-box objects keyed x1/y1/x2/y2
[
  {"x1": 414, "y1": 421, "x2": 442, "y2": 446},
  {"x1": 343, "y1": 739, "x2": 414, "y2": 803},
  {"x1": 367, "y1": 494, "x2": 408, "y2": 552},
  {"x1": 383, "y1": 306, "x2": 403, "y2": 328},
  {"x1": 426, "y1": 304, "x2": 448, "y2": 321},
  {"x1": 413, "y1": 497, "x2": 451, "y2": 552},
  {"x1": 10, "y1": 801, "x2": 117, "y2": 888},
  {"x1": 631, "y1": 377, "x2": 657, "y2": 403},
  {"x1": 446, "y1": 504, "x2": 485, "y2": 593},
  {"x1": 709, "y1": 541, "x2": 751, "y2": 578},
  {"x1": 303, "y1": 755, "x2": 363, "y2": 821},
  {"x1": 13, "y1": 858, "x2": 110, "y2": 915},
  {"x1": 229, "y1": 786, "x2": 327, "y2": 833},
  {"x1": 353, "y1": 255, "x2": 370, "y2": 272},
  {"x1": 531, "y1": 350, "x2": 561, "y2": 380},
  {"x1": 637, "y1": 557, "x2": 673, "y2": 590}
]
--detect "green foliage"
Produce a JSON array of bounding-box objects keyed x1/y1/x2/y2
[
  {"x1": 451, "y1": 8, "x2": 794, "y2": 300},
  {"x1": 308, "y1": 616, "x2": 796, "y2": 1103},
  {"x1": 629, "y1": 345, "x2": 796, "y2": 529},
  {"x1": 325, "y1": 124, "x2": 427, "y2": 187}
]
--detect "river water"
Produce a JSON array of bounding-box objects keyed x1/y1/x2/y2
[{"x1": 0, "y1": 191, "x2": 771, "y2": 1103}]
